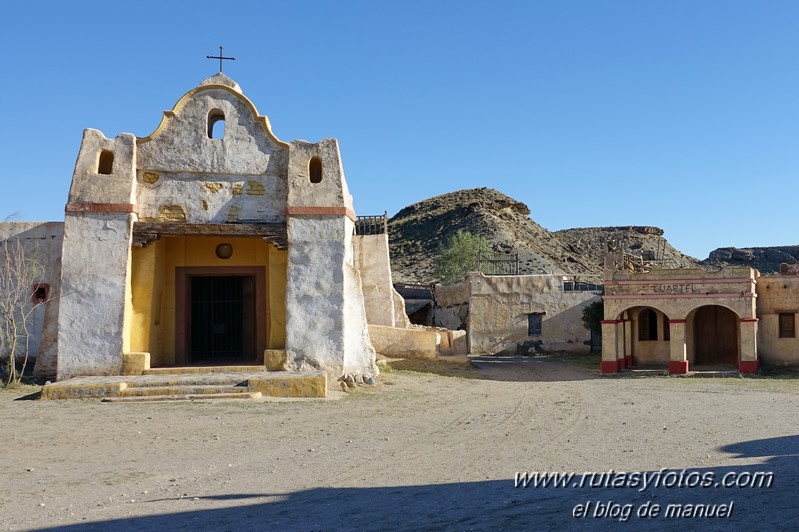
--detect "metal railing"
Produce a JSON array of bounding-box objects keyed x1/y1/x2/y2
[
  {"x1": 563, "y1": 280, "x2": 603, "y2": 292},
  {"x1": 355, "y1": 212, "x2": 388, "y2": 235},
  {"x1": 477, "y1": 251, "x2": 520, "y2": 275}
]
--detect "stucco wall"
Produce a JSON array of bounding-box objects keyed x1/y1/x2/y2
[
  {"x1": 285, "y1": 215, "x2": 376, "y2": 377},
  {"x1": 136, "y1": 80, "x2": 289, "y2": 225},
  {"x1": 58, "y1": 123, "x2": 138, "y2": 379},
  {"x1": 756, "y1": 276, "x2": 799, "y2": 365},
  {"x1": 368, "y1": 324, "x2": 438, "y2": 358},
  {"x1": 434, "y1": 281, "x2": 470, "y2": 307},
  {"x1": 57, "y1": 214, "x2": 135, "y2": 379},
  {"x1": 627, "y1": 307, "x2": 671, "y2": 365},
  {"x1": 465, "y1": 273, "x2": 599, "y2": 355},
  {"x1": 353, "y1": 234, "x2": 410, "y2": 328},
  {"x1": 433, "y1": 280, "x2": 470, "y2": 331},
  {"x1": 604, "y1": 267, "x2": 758, "y2": 322},
  {"x1": 284, "y1": 137, "x2": 376, "y2": 378},
  {"x1": 67, "y1": 130, "x2": 137, "y2": 206},
  {"x1": 0, "y1": 222, "x2": 64, "y2": 377},
  {"x1": 601, "y1": 265, "x2": 760, "y2": 373}
]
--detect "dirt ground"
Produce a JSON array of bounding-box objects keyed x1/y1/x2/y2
[{"x1": 1, "y1": 355, "x2": 798, "y2": 531}]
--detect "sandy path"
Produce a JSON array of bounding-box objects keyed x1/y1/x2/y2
[{"x1": 1, "y1": 356, "x2": 797, "y2": 531}]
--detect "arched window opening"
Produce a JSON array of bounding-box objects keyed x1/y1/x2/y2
[
  {"x1": 638, "y1": 308, "x2": 658, "y2": 341},
  {"x1": 208, "y1": 109, "x2": 225, "y2": 139},
  {"x1": 309, "y1": 156, "x2": 323, "y2": 183},
  {"x1": 32, "y1": 284, "x2": 50, "y2": 303},
  {"x1": 98, "y1": 150, "x2": 114, "y2": 175}
]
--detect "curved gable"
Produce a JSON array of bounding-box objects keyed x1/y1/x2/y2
[
  {"x1": 137, "y1": 84, "x2": 288, "y2": 175},
  {"x1": 135, "y1": 80, "x2": 289, "y2": 224}
]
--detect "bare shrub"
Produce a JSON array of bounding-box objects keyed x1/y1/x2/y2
[{"x1": 0, "y1": 238, "x2": 48, "y2": 386}]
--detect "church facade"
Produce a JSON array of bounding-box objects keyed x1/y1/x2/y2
[{"x1": 3, "y1": 73, "x2": 386, "y2": 381}]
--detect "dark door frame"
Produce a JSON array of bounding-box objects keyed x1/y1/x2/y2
[{"x1": 175, "y1": 266, "x2": 266, "y2": 365}]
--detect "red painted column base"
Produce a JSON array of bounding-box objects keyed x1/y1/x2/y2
[
  {"x1": 739, "y1": 360, "x2": 759, "y2": 374},
  {"x1": 669, "y1": 360, "x2": 689, "y2": 375},
  {"x1": 625, "y1": 355, "x2": 633, "y2": 368},
  {"x1": 601, "y1": 360, "x2": 620, "y2": 374}
]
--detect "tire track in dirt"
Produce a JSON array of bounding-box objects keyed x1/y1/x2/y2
[{"x1": 417, "y1": 358, "x2": 590, "y2": 454}]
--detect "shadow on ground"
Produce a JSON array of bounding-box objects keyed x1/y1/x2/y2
[{"x1": 41, "y1": 435, "x2": 799, "y2": 531}]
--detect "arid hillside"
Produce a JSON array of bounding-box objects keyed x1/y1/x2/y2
[
  {"x1": 701, "y1": 246, "x2": 799, "y2": 274},
  {"x1": 387, "y1": 188, "x2": 698, "y2": 283}
]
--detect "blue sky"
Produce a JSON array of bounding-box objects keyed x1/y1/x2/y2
[{"x1": 2, "y1": 1, "x2": 797, "y2": 259}]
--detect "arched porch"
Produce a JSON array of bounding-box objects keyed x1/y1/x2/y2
[{"x1": 602, "y1": 298, "x2": 759, "y2": 375}]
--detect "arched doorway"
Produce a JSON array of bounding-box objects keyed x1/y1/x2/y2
[
  {"x1": 629, "y1": 306, "x2": 670, "y2": 367},
  {"x1": 693, "y1": 305, "x2": 738, "y2": 366}
]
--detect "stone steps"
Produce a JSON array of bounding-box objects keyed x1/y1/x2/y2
[
  {"x1": 102, "y1": 392, "x2": 263, "y2": 403},
  {"x1": 143, "y1": 366, "x2": 267, "y2": 375},
  {"x1": 116, "y1": 384, "x2": 253, "y2": 397},
  {"x1": 124, "y1": 374, "x2": 253, "y2": 388},
  {"x1": 41, "y1": 370, "x2": 328, "y2": 400}
]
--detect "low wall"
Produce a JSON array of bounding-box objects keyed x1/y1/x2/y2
[{"x1": 368, "y1": 325, "x2": 439, "y2": 358}]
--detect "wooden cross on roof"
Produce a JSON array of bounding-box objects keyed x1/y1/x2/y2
[{"x1": 207, "y1": 46, "x2": 236, "y2": 73}]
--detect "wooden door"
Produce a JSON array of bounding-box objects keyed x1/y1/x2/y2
[{"x1": 694, "y1": 306, "x2": 738, "y2": 366}]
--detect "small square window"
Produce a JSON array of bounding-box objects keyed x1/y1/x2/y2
[
  {"x1": 528, "y1": 313, "x2": 543, "y2": 336},
  {"x1": 779, "y1": 313, "x2": 795, "y2": 338}
]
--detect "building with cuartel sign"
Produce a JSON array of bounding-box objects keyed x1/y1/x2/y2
[{"x1": 601, "y1": 252, "x2": 799, "y2": 374}]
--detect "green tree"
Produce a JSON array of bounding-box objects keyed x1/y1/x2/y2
[
  {"x1": 433, "y1": 230, "x2": 492, "y2": 285},
  {"x1": 581, "y1": 299, "x2": 604, "y2": 333}
]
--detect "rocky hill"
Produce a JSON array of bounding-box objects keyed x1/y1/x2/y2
[
  {"x1": 554, "y1": 226, "x2": 699, "y2": 271},
  {"x1": 387, "y1": 188, "x2": 698, "y2": 283},
  {"x1": 702, "y1": 246, "x2": 799, "y2": 274}
]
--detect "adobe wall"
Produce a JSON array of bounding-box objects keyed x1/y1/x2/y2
[
  {"x1": 58, "y1": 130, "x2": 138, "y2": 379},
  {"x1": 353, "y1": 233, "x2": 411, "y2": 328},
  {"x1": 756, "y1": 276, "x2": 799, "y2": 365},
  {"x1": 601, "y1": 266, "x2": 759, "y2": 374},
  {"x1": 285, "y1": 139, "x2": 377, "y2": 379},
  {"x1": 0, "y1": 222, "x2": 63, "y2": 377},
  {"x1": 466, "y1": 272, "x2": 598, "y2": 355},
  {"x1": 432, "y1": 280, "x2": 470, "y2": 331},
  {"x1": 604, "y1": 267, "x2": 758, "y2": 321},
  {"x1": 136, "y1": 77, "x2": 289, "y2": 224}
]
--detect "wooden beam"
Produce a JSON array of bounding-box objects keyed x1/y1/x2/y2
[{"x1": 132, "y1": 223, "x2": 288, "y2": 249}]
